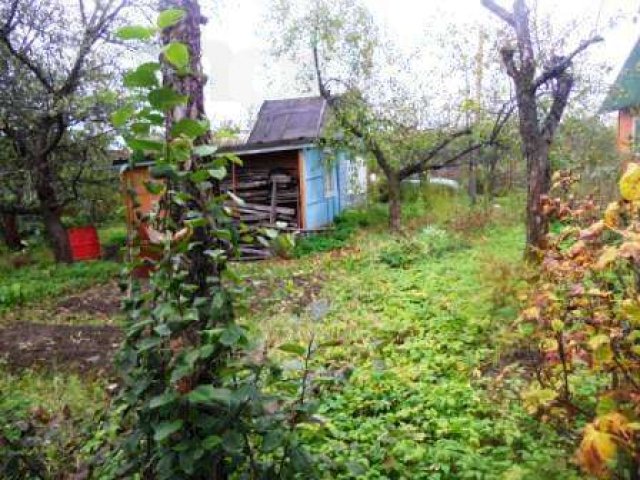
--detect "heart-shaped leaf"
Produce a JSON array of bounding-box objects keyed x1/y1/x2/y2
[
  {"x1": 157, "y1": 8, "x2": 186, "y2": 29},
  {"x1": 163, "y1": 42, "x2": 190, "y2": 70},
  {"x1": 116, "y1": 25, "x2": 156, "y2": 40}
]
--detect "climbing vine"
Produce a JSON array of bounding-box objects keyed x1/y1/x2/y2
[{"x1": 97, "y1": 5, "x2": 317, "y2": 478}]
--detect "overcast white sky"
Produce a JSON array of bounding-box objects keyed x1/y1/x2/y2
[{"x1": 200, "y1": 0, "x2": 640, "y2": 127}]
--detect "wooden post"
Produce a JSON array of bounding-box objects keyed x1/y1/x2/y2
[
  {"x1": 269, "y1": 179, "x2": 278, "y2": 224},
  {"x1": 297, "y1": 150, "x2": 306, "y2": 229}
]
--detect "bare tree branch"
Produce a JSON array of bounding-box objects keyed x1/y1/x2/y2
[
  {"x1": 0, "y1": 8, "x2": 54, "y2": 93},
  {"x1": 398, "y1": 128, "x2": 472, "y2": 179},
  {"x1": 481, "y1": 0, "x2": 516, "y2": 27},
  {"x1": 0, "y1": 202, "x2": 40, "y2": 215},
  {"x1": 1, "y1": 0, "x2": 19, "y2": 34},
  {"x1": 541, "y1": 74, "x2": 573, "y2": 141},
  {"x1": 58, "y1": 0, "x2": 128, "y2": 96},
  {"x1": 78, "y1": 0, "x2": 88, "y2": 26},
  {"x1": 532, "y1": 36, "x2": 604, "y2": 91}
]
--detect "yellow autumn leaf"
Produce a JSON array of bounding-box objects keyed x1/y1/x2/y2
[
  {"x1": 595, "y1": 412, "x2": 632, "y2": 441},
  {"x1": 621, "y1": 298, "x2": 640, "y2": 327},
  {"x1": 588, "y1": 334, "x2": 609, "y2": 350},
  {"x1": 627, "y1": 422, "x2": 640, "y2": 431},
  {"x1": 521, "y1": 306, "x2": 540, "y2": 322},
  {"x1": 521, "y1": 385, "x2": 558, "y2": 415},
  {"x1": 603, "y1": 202, "x2": 621, "y2": 228},
  {"x1": 589, "y1": 334, "x2": 613, "y2": 367},
  {"x1": 595, "y1": 246, "x2": 619, "y2": 270},
  {"x1": 619, "y1": 162, "x2": 640, "y2": 201},
  {"x1": 577, "y1": 423, "x2": 618, "y2": 478},
  {"x1": 541, "y1": 337, "x2": 558, "y2": 351},
  {"x1": 551, "y1": 318, "x2": 564, "y2": 332}
]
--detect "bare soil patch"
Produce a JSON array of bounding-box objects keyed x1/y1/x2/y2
[
  {"x1": 243, "y1": 271, "x2": 327, "y2": 315},
  {"x1": 0, "y1": 323, "x2": 122, "y2": 373},
  {"x1": 0, "y1": 266, "x2": 327, "y2": 372},
  {"x1": 55, "y1": 280, "x2": 122, "y2": 317}
]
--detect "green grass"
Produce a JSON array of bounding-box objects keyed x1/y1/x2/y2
[
  {"x1": 2, "y1": 190, "x2": 578, "y2": 478},
  {"x1": 293, "y1": 184, "x2": 479, "y2": 257},
  {"x1": 0, "y1": 364, "x2": 108, "y2": 478},
  {"x1": 0, "y1": 260, "x2": 120, "y2": 311},
  {"x1": 98, "y1": 223, "x2": 127, "y2": 247},
  {"x1": 0, "y1": 224, "x2": 126, "y2": 313},
  {"x1": 0, "y1": 220, "x2": 126, "y2": 312},
  {"x1": 235, "y1": 194, "x2": 580, "y2": 479},
  {"x1": 293, "y1": 205, "x2": 388, "y2": 256}
]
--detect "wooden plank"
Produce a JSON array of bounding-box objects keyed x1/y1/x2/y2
[
  {"x1": 233, "y1": 180, "x2": 269, "y2": 190},
  {"x1": 298, "y1": 149, "x2": 305, "y2": 229},
  {"x1": 269, "y1": 180, "x2": 278, "y2": 224},
  {"x1": 270, "y1": 174, "x2": 292, "y2": 184},
  {"x1": 238, "y1": 203, "x2": 295, "y2": 215}
]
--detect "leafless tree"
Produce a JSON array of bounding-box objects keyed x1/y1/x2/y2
[{"x1": 482, "y1": 0, "x2": 602, "y2": 259}]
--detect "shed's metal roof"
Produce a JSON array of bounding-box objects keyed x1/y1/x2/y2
[
  {"x1": 601, "y1": 38, "x2": 640, "y2": 113},
  {"x1": 247, "y1": 96, "x2": 327, "y2": 146}
]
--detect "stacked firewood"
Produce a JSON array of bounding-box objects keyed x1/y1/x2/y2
[
  {"x1": 220, "y1": 167, "x2": 300, "y2": 260},
  {"x1": 221, "y1": 167, "x2": 299, "y2": 228}
]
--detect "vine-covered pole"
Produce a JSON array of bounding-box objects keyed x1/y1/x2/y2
[{"x1": 160, "y1": 0, "x2": 222, "y2": 296}]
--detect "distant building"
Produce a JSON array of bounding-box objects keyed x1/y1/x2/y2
[{"x1": 601, "y1": 38, "x2": 640, "y2": 157}]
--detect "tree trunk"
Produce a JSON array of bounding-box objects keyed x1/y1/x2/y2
[
  {"x1": 34, "y1": 158, "x2": 73, "y2": 263},
  {"x1": 388, "y1": 175, "x2": 402, "y2": 232},
  {"x1": 468, "y1": 157, "x2": 477, "y2": 205},
  {"x1": 42, "y1": 208, "x2": 72, "y2": 263},
  {"x1": 516, "y1": 84, "x2": 550, "y2": 261},
  {"x1": 523, "y1": 138, "x2": 550, "y2": 261},
  {"x1": 482, "y1": 0, "x2": 599, "y2": 261},
  {"x1": 1, "y1": 213, "x2": 22, "y2": 250},
  {"x1": 486, "y1": 150, "x2": 498, "y2": 201},
  {"x1": 161, "y1": 0, "x2": 217, "y2": 296}
]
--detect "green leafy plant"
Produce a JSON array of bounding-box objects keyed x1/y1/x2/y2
[
  {"x1": 99, "y1": 6, "x2": 318, "y2": 478},
  {"x1": 378, "y1": 239, "x2": 425, "y2": 268},
  {"x1": 294, "y1": 207, "x2": 386, "y2": 257},
  {"x1": 500, "y1": 169, "x2": 640, "y2": 478}
]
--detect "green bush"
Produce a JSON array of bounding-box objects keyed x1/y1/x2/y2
[
  {"x1": 294, "y1": 205, "x2": 387, "y2": 257},
  {"x1": 378, "y1": 239, "x2": 425, "y2": 268},
  {"x1": 378, "y1": 226, "x2": 468, "y2": 268},
  {"x1": 99, "y1": 225, "x2": 127, "y2": 247}
]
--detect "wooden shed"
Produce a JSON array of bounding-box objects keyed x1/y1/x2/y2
[{"x1": 119, "y1": 96, "x2": 366, "y2": 232}]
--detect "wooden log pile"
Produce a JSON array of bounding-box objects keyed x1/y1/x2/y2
[
  {"x1": 221, "y1": 166, "x2": 300, "y2": 260},
  {"x1": 221, "y1": 167, "x2": 299, "y2": 228}
]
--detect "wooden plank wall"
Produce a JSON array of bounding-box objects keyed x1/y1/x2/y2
[{"x1": 121, "y1": 167, "x2": 162, "y2": 225}]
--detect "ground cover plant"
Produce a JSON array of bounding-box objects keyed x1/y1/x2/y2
[
  {"x1": 0, "y1": 187, "x2": 588, "y2": 479},
  {"x1": 0, "y1": 258, "x2": 119, "y2": 312},
  {"x1": 0, "y1": 0, "x2": 633, "y2": 477},
  {"x1": 0, "y1": 365, "x2": 107, "y2": 479}
]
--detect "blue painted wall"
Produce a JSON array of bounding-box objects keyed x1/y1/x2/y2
[{"x1": 302, "y1": 147, "x2": 364, "y2": 229}]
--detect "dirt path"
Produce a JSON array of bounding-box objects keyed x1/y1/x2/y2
[
  {"x1": 0, "y1": 281, "x2": 122, "y2": 372},
  {"x1": 0, "y1": 268, "x2": 326, "y2": 372}
]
